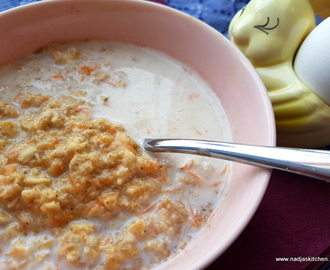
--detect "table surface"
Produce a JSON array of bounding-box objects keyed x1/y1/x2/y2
[{"x1": 1, "y1": 1, "x2": 330, "y2": 270}]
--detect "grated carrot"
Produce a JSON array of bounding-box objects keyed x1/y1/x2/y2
[
  {"x1": 52, "y1": 75, "x2": 64, "y2": 79},
  {"x1": 122, "y1": 141, "x2": 137, "y2": 154},
  {"x1": 185, "y1": 170, "x2": 204, "y2": 186},
  {"x1": 6, "y1": 248, "x2": 25, "y2": 256},
  {"x1": 158, "y1": 175, "x2": 168, "y2": 183},
  {"x1": 210, "y1": 181, "x2": 222, "y2": 187},
  {"x1": 50, "y1": 211, "x2": 73, "y2": 227},
  {"x1": 51, "y1": 139, "x2": 60, "y2": 147},
  {"x1": 6, "y1": 164, "x2": 17, "y2": 175},
  {"x1": 194, "y1": 128, "x2": 203, "y2": 136},
  {"x1": 180, "y1": 160, "x2": 204, "y2": 186},
  {"x1": 188, "y1": 93, "x2": 200, "y2": 100},
  {"x1": 180, "y1": 160, "x2": 195, "y2": 171},
  {"x1": 105, "y1": 126, "x2": 116, "y2": 135},
  {"x1": 84, "y1": 201, "x2": 98, "y2": 213},
  {"x1": 189, "y1": 206, "x2": 201, "y2": 229},
  {"x1": 0, "y1": 164, "x2": 18, "y2": 176},
  {"x1": 98, "y1": 134, "x2": 113, "y2": 145},
  {"x1": 17, "y1": 260, "x2": 29, "y2": 269},
  {"x1": 79, "y1": 65, "x2": 98, "y2": 75},
  {"x1": 137, "y1": 202, "x2": 157, "y2": 217},
  {"x1": 75, "y1": 123, "x2": 90, "y2": 129},
  {"x1": 100, "y1": 236, "x2": 113, "y2": 248},
  {"x1": 157, "y1": 198, "x2": 172, "y2": 210},
  {"x1": 220, "y1": 165, "x2": 229, "y2": 175},
  {"x1": 75, "y1": 106, "x2": 91, "y2": 115},
  {"x1": 148, "y1": 222, "x2": 159, "y2": 235},
  {"x1": 68, "y1": 175, "x2": 85, "y2": 194}
]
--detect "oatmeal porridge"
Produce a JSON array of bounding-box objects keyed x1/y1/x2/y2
[{"x1": 0, "y1": 42, "x2": 232, "y2": 269}]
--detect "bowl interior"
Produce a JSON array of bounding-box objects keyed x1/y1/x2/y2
[{"x1": 0, "y1": 0, "x2": 276, "y2": 269}]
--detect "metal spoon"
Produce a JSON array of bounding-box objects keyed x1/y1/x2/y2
[{"x1": 143, "y1": 138, "x2": 330, "y2": 182}]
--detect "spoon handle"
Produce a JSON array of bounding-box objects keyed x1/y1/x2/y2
[{"x1": 143, "y1": 138, "x2": 330, "y2": 182}]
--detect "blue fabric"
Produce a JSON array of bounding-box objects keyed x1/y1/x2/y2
[
  {"x1": 165, "y1": 0, "x2": 248, "y2": 36},
  {"x1": 0, "y1": 0, "x2": 41, "y2": 12}
]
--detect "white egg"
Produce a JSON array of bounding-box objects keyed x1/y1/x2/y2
[{"x1": 294, "y1": 17, "x2": 330, "y2": 106}]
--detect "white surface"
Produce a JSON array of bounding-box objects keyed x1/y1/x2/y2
[{"x1": 294, "y1": 17, "x2": 330, "y2": 105}]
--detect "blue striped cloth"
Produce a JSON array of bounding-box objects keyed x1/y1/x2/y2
[
  {"x1": 0, "y1": 0, "x2": 249, "y2": 36},
  {"x1": 165, "y1": 0, "x2": 247, "y2": 36},
  {"x1": 0, "y1": 0, "x2": 41, "y2": 12}
]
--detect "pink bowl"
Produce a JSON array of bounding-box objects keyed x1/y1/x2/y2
[{"x1": 0, "y1": 0, "x2": 275, "y2": 269}]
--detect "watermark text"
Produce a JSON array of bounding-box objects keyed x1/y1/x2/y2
[{"x1": 275, "y1": 256, "x2": 329, "y2": 263}]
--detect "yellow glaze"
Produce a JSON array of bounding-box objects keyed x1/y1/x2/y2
[{"x1": 229, "y1": 0, "x2": 330, "y2": 148}]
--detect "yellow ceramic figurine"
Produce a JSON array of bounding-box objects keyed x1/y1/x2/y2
[{"x1": 229, "y1": 0, "x2": 330, "y2": 148}]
